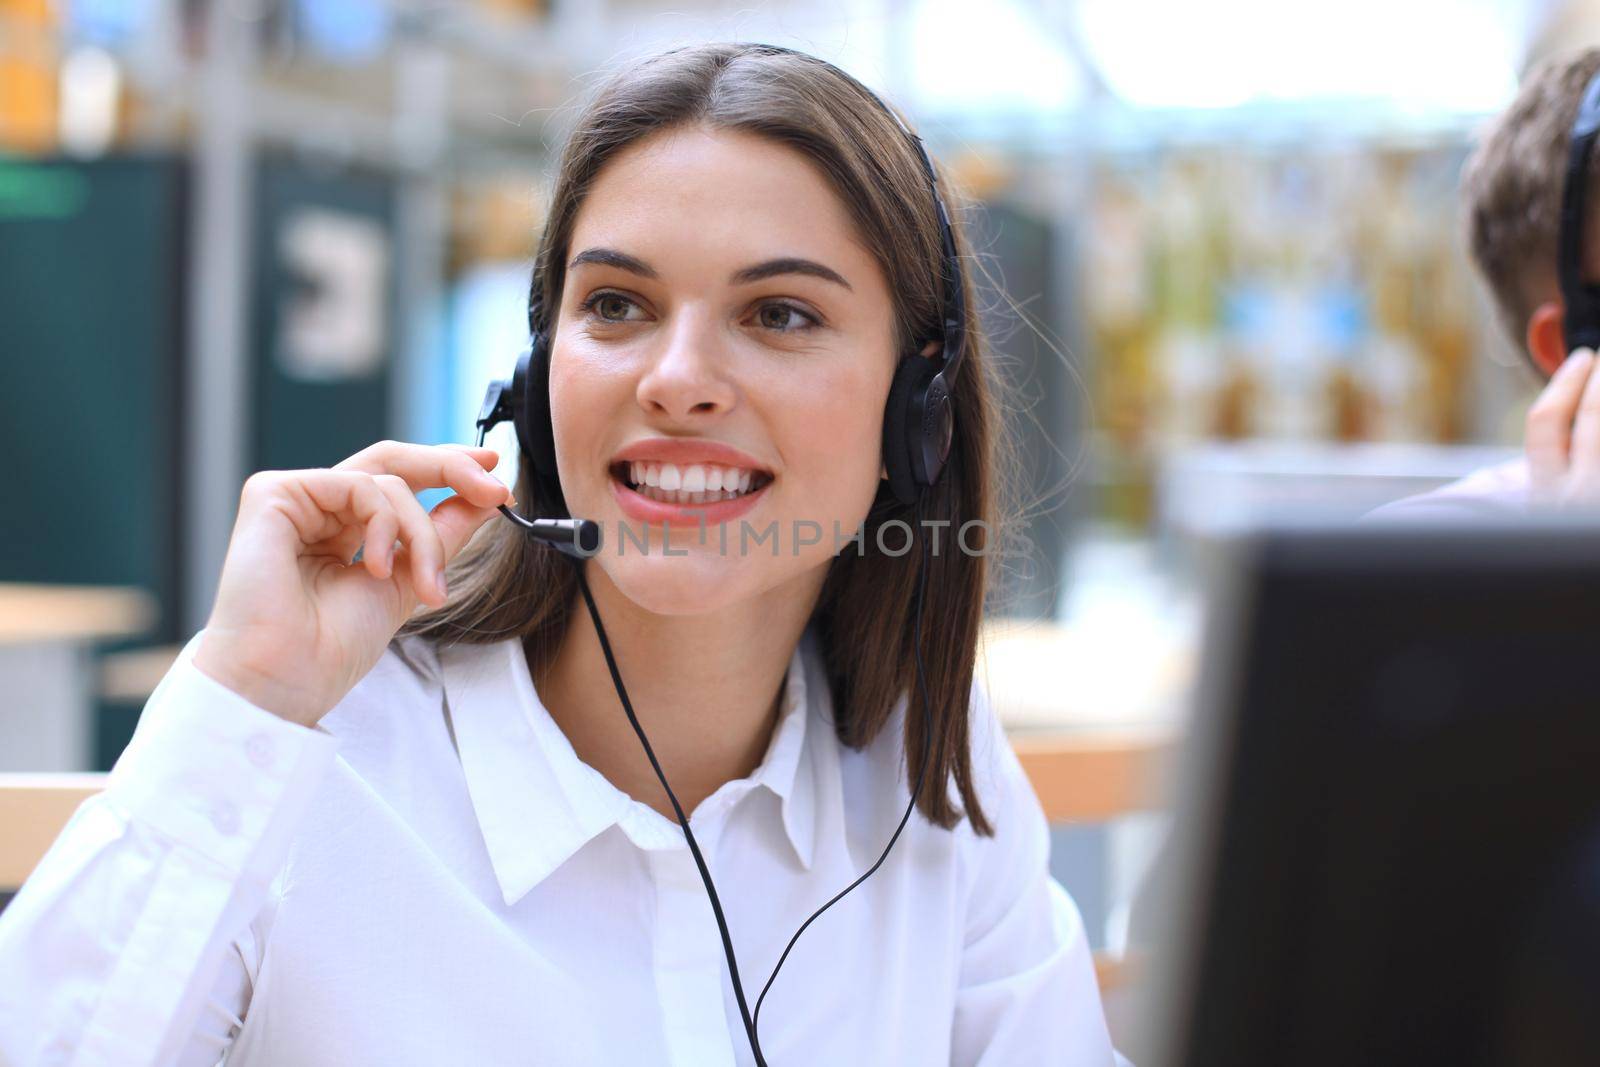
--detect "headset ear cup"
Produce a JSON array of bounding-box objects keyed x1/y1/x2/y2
[
  {"x1": 516, "y1": 335, "x2": 565, "y2": 510},
  {"x1": 883, "y1": 355, "x2": 937, "y2": 506}
]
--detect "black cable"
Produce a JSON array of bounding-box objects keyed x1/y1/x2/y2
[
  {"x1": 571, "y1": 563, "x2": 765, "y2": 1060},
  {"x1": 564, "y1": 496, "x2": 937, "y2": 1067},
  {"x1": 751, "y1": 501, "x2": 935, "y2": 1044}
]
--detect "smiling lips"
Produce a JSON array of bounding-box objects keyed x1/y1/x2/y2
[{"x1": 608, "y1": 439, "x2": 774, "y2": 524}]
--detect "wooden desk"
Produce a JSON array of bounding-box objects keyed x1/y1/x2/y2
[
  {"x1": 980, "y1": 614, "x2": 1189, "y2": 820},
  {"x1": 0, "y1": 584, "x2": 155, "y2": 645},
  {"x1": 0, "y1": 774, "x2": 106, "y2": 888},
  {"x1": 1012, "y1": 732, "x2": 1173, "y2": 823},
  {"x1": 0, "y1": 584, "x2": 156, "y2": 772}
]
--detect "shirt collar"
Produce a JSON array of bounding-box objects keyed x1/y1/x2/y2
[{"x1": 439, "y1": 625, "x2": 823, "y2": 909}]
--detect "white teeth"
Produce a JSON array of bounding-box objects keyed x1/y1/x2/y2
[
  {"x1": 631, "y1": 487, "x2": 734, "y2": 505},
  {"x1": 619, "y1": 460, "x2": 768, "y2": 500},
  {"x1": 629, "y1": 485, "x2": 749, "y2": 504}
]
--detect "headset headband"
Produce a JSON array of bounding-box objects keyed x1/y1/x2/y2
[
  {"x1": 1559, "y1": 66, "x2": 1600, "y2": 354},
  {"x1": 744, "y1": 44, "x2": 967, "y2": 391}
]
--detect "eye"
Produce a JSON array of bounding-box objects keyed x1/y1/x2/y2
[
  {"x1": 753, "y1": 301, "x2": 819, "y2": 333},
  {"x1": 579, "y1": 291, "x2": 645, "y2": 323}
]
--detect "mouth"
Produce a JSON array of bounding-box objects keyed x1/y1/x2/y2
[{"x1": 609, "y1": 459, "x2": 775, "y2": 507}]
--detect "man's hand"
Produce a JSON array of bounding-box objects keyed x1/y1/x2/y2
[{"x1": 1526, "y1": 348, "x2": 1600, "y2": 506}]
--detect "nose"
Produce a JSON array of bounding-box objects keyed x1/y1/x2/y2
[{"x1": 634, "y1": 305, "x2": 738, "y2": 421}]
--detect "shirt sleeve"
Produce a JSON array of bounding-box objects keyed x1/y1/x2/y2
[
  {"x1": 1362, "y1": 459, "x2": 1532, "y2": 523},
  {"x1": 0, "y1": 631, "x2": 340, "y2": 1067},
  {"x1": 950, "y1": 680, "x2": 1124, "y2": 1067}
]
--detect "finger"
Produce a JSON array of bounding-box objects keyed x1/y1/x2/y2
[
  {"x1": 1566, "y1": 349, "x2": 1600, "y2": 483},
  {"x1": 362, "y1": 504, "x2": 400, "y2": 581},
  {"x1": 371, "y1": 474, "x2": 449, "y2": 606},
  {"x1": 1527, "y1": 349, "x2": 1595, "y2": 489},
  {"x1": 303, "y1": 526, "x2": 367, "y2": 565},
  {"x1": 271, "y1": 469, "x2": 396, "y2": 550},
  {"x1": 436, "y1": 443, "x2": 502, "y2": 470},
  {"x1": 335, "y1": 441, "x2": 512, "y2": 507},
  {"x1": 429, "y1": 493, "x2": 508, "y2": 562},
  {"x1": 286, "y1": 471, "x2": 411, "y2": 586}
]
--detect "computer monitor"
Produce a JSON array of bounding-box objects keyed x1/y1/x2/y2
[{"x1": 1136, "y1": 516, "x2": 1600, "y2": 1067}]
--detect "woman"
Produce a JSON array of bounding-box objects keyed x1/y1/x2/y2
[{"x1": 0, "y1": 43, "x2": 1120, "y2": 1066}]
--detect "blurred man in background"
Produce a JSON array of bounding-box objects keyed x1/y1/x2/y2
[{"x1": 1377, "y1": 47, "x2": 1600, "y2": 518}]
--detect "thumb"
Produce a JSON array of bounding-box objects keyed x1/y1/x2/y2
[{"x1": 431, "y1": 494, "x2": 507, "y2": 561}]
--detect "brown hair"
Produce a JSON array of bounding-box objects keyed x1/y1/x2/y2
[
  {"x1": 1463, "y1": 47, "x2": 1600, "y2": 365},
  {"x1": 401, "y1": 42, "x2": 1019, "y2": 835}
]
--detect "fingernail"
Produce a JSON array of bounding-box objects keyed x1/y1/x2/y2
[{"x1": 506, "y1": 493, "x2": 518, "y2": 509}]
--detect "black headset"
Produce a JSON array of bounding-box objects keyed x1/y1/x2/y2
[
  {"x1": 471, "y1": 44, "x2": 962, "y2": 1066},
  {"x1": 1559, "y1": 66, "x2": 1600, "y2": 356}
]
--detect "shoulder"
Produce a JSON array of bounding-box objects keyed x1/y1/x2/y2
[
  {"x1": 832, "y1": 660, "x2": 1047, "y2": 906},
  {"x1": 1363, "y1": 457, "x2": 1530, "y2": 522},
  {"x1": 952, "y1": 674, "x2": 1053, "y2": 926}
]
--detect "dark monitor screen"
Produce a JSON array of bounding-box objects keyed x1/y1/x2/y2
[{"x1": 1143, "y1": 518, "x2": 1600, "y2": 1067}]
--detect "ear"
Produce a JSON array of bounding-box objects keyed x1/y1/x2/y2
[{"x1": 1527, "y1": 301, "x2": 1569, "y2": 379}]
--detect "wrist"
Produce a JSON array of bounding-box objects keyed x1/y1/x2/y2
[{"x1": 193, "y1": 630, "x2": 330, "y2": 728}]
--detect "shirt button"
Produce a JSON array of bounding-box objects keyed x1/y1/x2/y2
[
  {"x1": 246, "y1": 733, "x2": 275, "y2": 769},
  {"x1": 210, "y1": 799, "x2": 241, "y2": 836}
]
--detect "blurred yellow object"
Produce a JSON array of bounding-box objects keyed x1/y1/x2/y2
[
  {"x1": 0, "y1": 0, "x2": 58, "y2": 154},
  {"x1": 0, "y1": 584, "x2": 155, "y2": 644},
  {"x1": 948, "y1": 147, "x2": 1013, "y2": 202},
  {"x1": 98, "y1": 644, "x2": 182, "y2": 704},
  {"x1": 473, "y1": 0, "x2": 551, "y2": 23}
]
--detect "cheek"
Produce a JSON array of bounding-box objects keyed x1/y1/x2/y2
[
  {"x1": 776, "y1": 387, "x2": 885, "y2": 519},
  {"x1": 547, "y1": 347, "x2": 625, "y2": 480}
]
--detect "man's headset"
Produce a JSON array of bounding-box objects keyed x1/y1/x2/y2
[
  {"x1": 470, "y1": 44, "x2": 964, "y2": 1066},
  {"x1": 1559, "y1": 67, "x2": 1600, "y2": 356}
]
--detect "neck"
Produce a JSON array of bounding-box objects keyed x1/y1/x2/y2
[{"x1": 533, "y1": 559, "x2": 827, "y2": 820}]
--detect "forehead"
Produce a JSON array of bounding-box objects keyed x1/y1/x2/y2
[{"x1": 567, "y1": 125, "x2": 880, "y2": 282}]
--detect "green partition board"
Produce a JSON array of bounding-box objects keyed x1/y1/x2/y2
[
  {"x1": 250, "y1": 156, "x2": 397, "y2": 474},
  {"x1": 0, "y1": 155, "x2": 187, "y2": 632},
  {"x1": 0, "y1": 155, "x2": 188, "y2": 770}
]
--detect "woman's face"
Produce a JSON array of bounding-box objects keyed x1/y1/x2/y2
[{"x1": 549, "y1": 124, "x2": 902, "y2": 616}]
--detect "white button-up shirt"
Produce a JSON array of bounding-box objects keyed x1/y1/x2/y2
[{"x1": 0, "y1": 624, "x2": 1122, "y2": 1066}]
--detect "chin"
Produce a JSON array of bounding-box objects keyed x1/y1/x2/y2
[{"x1": 595, "y1": 550, "x2": 760, "y2": 617}]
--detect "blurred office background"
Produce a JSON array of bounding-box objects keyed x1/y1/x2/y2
[{"x1": 0, "y1": 0, "x2": 1586, "y2": 992}]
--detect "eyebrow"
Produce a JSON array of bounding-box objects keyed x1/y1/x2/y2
[{"x1": 567, "y1": 247, "x2": 853, "y2": 292}]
